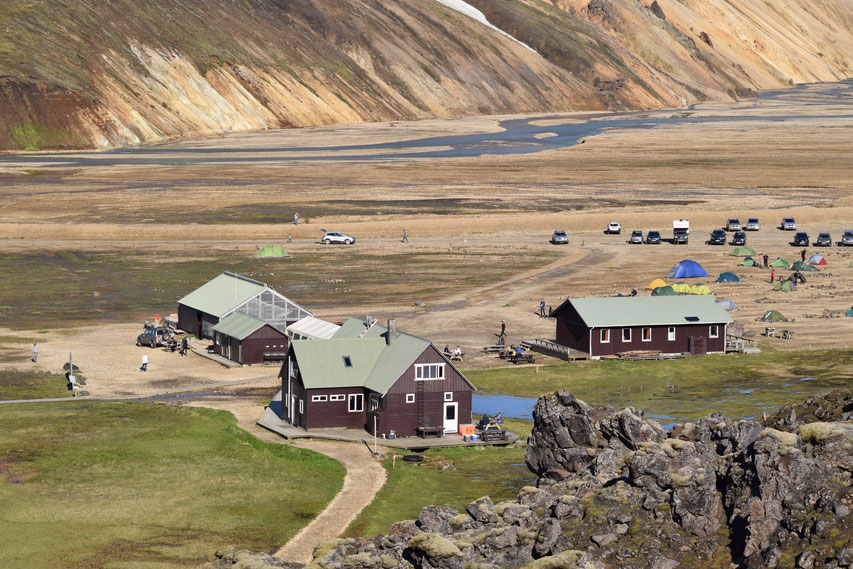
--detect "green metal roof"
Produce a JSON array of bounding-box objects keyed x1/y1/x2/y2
[
  {"x1": 561, "y1": 296, "x2": 733, "y2": 327},
  {"x1": 292, "y1": 338, "x2": 387, "y2": 389},
  {"x1": 178, "y1": 272, "x2": 266, "y2": 317},
  {"x1": 212, "y1": 312, "x2": 270, "y2": 340},
  {"x1": 294, "y1": 317, "x2": 473, "y2": 395}
]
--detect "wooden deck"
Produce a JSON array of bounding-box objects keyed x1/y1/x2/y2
[
  {"x1": 256, "y1": 407, "x2": 520, "y2": 449},
  {"x1": 726, "y1": 333, "x2": 762, "y2": 354},
  {"x1": 522, "y1": 339, "x2": 588, "y2": 361}
]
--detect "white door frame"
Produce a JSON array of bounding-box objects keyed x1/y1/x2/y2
[{"x1": 443, "y1": 402, "x2": 458, "y2": 433}]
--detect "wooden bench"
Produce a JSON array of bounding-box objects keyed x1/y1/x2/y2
[
  {"x1": 451, "y1": 354, "x2": 464, "y2": 362},
  {"x1": 508, "y1": 353, "x2": 535, "y2": 364},
  {"x1": 477, "y1": 427, "x2": 507, "y2": 442},
  {"x1": 781, "y1": 329, "x2": 795, "y2": 340},
  {"x1": 417, "y1": 426, "x2": 444, "y2": 439},
  {"x1": 483, "y1": 345, "x2": 506, "y2": 354},
  {"x1": 764, "y1": 326, "x2": 776, "y2": 337}
]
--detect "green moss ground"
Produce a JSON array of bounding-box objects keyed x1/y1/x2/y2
[
  {"x1": 467, "y1": 347, "x2": 853, "y2": 421},
  {"x1": 0, "y1": 401, "x2": 344, "y2": 569},
  {"x1": 345, "y1": 418, "x2": 534, "y2": 538},
  {"x1": 0, "y1": 369, "x2": 72, "y2": 399}
]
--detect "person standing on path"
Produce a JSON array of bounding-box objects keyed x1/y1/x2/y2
[
  {"x1": 500, "y1": 320, "x2": 506, "y2": 336},
  {"x1": 770, "y1": 269, "x2": 775, "y2": 283},
  {"x1": 141, "y1": 353, "x2": 148, "y2": 372},
  {"x1": 402, "y1": 229, "x2": 408, "y2": 243},
  {"x1": 539, "y1": 299, "x2": 546, "y2": 317},
  {"x1": 801, "y1": 249, "x2": 806, "y2": 262},
  {"x1": 32, "y1": 343, "x2": 39, "y2": 363},
  {"x1": 288, "y1": 233, "x2": 292, "y2": 243},
  {"x1": 294, "y1": 212, "x2": 299, "y2": 225},
  {"x1": 763, "y1": 253, "x2": 769, "y2": 268},
  {"x1": 180, "y1": 337, "x2": 188, "y2": 357}
]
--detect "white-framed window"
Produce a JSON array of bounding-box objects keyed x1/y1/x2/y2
[
  {"x1": 709, "y1": 325, "x2": 719, "y2": 338},
  {"x1": 348, "y1": 394, "x2": 363, "y2": 412},
  {"x1": 668, "y1": 327, "x2": 676, "y2": 341},
  {"x1": 622, "y1": 328, "x2": 632, "y2": 342},
  {"x1": 415, "y1": 363, "x2": 445, "y2": 380},
  {"x1": 312, "y1": 395, "x2": 328, "y2": 402},
  {"x1": 329, "y1": 394, "x2": 345, "y2": 402},
  {"x1": 299, "y1": 399, "x2": 304, "y2": 414},
  {"x1": 642, "y1": 327, "x2": 652, "y2": 342},
  {"x1": 405, "y1": 393, "x2": 415, "y2": 404},
  {"x1": 600, "y1": 329, "x2": 610, "y2": 343},
  {"x1": 444, "y1": 392, "x2": 453, "y2": 401}
]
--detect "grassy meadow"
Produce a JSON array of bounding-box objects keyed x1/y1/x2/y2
[
  {"x1": 0, "y1": 248, "x2": 557, "y2": 330},
  {"x1": 345, "y1": 418, "x2": 534, "y2": 538},
  {"x1": 468, "y1": 347, "x2": 853, "y2": 421},
  {"x1": 0, "y1": 369, "x2": 71, "y2": 400},
  {"x1": 0, "y1": 401, "x2": 344, "y2": 569}
]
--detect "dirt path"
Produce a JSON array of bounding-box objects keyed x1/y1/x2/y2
[{"x1": 187, "y1": 395, "x2": 387, "y2": 564}]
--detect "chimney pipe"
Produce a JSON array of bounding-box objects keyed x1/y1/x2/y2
[{"x1": 387, "y1": 319, "x2": 397, "y2": 345}]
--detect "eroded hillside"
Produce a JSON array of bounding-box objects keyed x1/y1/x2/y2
[{"x1": 0, "y1": 0, "x2": 850, "y2": 150}]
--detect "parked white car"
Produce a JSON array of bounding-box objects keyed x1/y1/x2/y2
[
  {"x1": 322, "y1": 231, "x2": 356, "y2": 245},
  {"x1": 746, "y1": 218, "x2": 760, "y2": 231},
  {"x1": 606, "y1": 221, "x2": 621, "y2": 234},
  {"x1": 781, "y1": 217, "x2": 797, "y2": 231}
]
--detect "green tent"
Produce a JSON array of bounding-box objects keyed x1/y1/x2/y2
[
  {"x1": 651, "y1": 285, "x2": 676, "y2": 296},
  {"x1": 730, "y1": 246, "x2": 757, "y2": 257},
  {"x1": 846, "y1": 306, "x2": 853, "y2": 317},
  {"x1": 761, "y1": 310, "x2": 787, "y2": 322},
  {"x1": 791, "y1": 261, "x2": 817, "y2": 272},
  {"x1": 255, "y1": 245, "x2": 291, "y2": 258},
  {"x1": 739, "y1": 257, "x2": 759, "y2": 267},
  {"x1": 773, "y1": 280, "x2": 796, "y2": 292},
  {"x1": 716, "y1": 272, "x2": 740, "y2": 283},
  {"x1": 769, "y1": 258, "x2": 790, "y2": 268}
]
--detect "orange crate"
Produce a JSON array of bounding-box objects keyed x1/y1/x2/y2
[{"x1": 459, "y1": 424, "x2": 476, "y2": 436}]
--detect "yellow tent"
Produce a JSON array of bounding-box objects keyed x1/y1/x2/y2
[
  {"x1": 688, "y1": 284, "x2": 711, "y2": 295},
  {"x1": 671, "y1": 283, "x2": 691, "y2": 294},
  {"x1": 646, "y1": 278, "x2": 668, "y2": 290}
]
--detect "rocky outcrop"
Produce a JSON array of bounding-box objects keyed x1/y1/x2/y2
[{"x1": 254, "y1": 391, "x2": 853, "y2": 569}]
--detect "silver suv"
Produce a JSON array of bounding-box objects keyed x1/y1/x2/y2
[
  {"x1": 322, "y1": 231, "x2": 356, "y2": 245},
  {"x1": 726, "y1": 218, "x2": 742, "y2": 231},
  {"x1": 746, "y1": 218, "x2": 760, "y2": 231},
  {"x1": 781, "y1": 217, "x2": 797, "y2": 230},
  {"x1": 137, "y1": 326, "x2": 173, "y2": 347},
  {"x1": 551, "y1": 230, "x2": 569, "y2": 244},
  {"x1": 841, "y1": 230, "x2": 853, "y2": 246},
  {"x1": 629, "y1": 230, "x2": 643, "y2": 244}
]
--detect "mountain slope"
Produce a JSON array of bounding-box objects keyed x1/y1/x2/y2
[{"x1": 0, "y1": 0, "x2": 850, "y2": 150}]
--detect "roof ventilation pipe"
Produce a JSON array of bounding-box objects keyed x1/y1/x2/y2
[{"x1": 387, "y1": 319, "x2": 397, "y2": 345}]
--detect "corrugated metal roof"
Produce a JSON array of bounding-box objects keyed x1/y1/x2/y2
[
  {"x1": 566, "y1": 296, "x2": 733, "y2": 327},
  {"x1": 178, "y1": 272, "x2": 266, "y2": 317},
  {"x1": 212, "y1": 312, "x2": 269, "y2": 340},
  {"x1": 294, "y1": 317, "x2": 473, "y2": 395},
  {"x1": 292, "y1": 338, "x2": 387, "y2": 389},
  {"x1": 286, "y1": 316, "x2": 340, "y2": 340}
]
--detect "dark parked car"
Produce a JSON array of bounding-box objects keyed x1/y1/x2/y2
[
  {"x1": 708, "y1": 228, "x2": 727, "y2": 245},
  {"x1": 645, "y1": 230, "x2": 661, "y2": 244},
  {"x1": 731, "y1": 231, "x2": 747, "y2": 246},
  {"x1": 792, "y1": 232, "x2": 810, "y2": 246},
  {"x1": 815, "y1": 233, "x2": 832, "y2": 247},
  {"x1": 137, "y1": 326, "x2": 173, "y2": 347},
  {"x1": 629, "y1": 230, "x2": 644, "y2": 244}
]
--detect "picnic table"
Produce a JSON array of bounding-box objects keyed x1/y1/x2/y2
[
  {"x1": 508, "y1": 353, "x2": 535, "y2": 364},
  {"x1": 764, "y1": 326, "x2": 776, "y2": 337},
  {"x1": 483, "y1": 345, "x2": 506, "y2": 354},
  {"x1": 477, "y1": 426, "x2": 508, "y2": 442},
  {"x1": 451, "y1": 353, "x2": 464, "y2": 362},
  {"x1": 417, "y1": 426, "x2": 444, "y2": 439}
]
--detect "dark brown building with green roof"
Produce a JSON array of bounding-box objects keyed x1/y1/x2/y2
[{"x1": 280, "y1": 317, "x2": 474, "y2": 437}]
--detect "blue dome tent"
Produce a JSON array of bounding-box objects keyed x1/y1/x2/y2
[{"x1": 665, "y1": 260, "x2": 709, "y2": 279}]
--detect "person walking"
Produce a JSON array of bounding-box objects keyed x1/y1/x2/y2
[
  {"x1": 32, "y1": 342, "x2": 39, "y2": 363},
  {"x1": 402, "y1": 228, "x2": 409, "y2": 243},
  {"x1": 294, "y1": 212, "x2": 299, "y2": 225},
  {"x1": 141, "y1": 353, "x2": 148, "y2": 372},
  {"x1": 770, "y1": 269, "x2": 775, "y2": 283},
  {"x1": 800, "y1": 249, "x2": 806, "y2": 262},
  {"x1": 500, "y1": 320, "x2": 506, "y2": 336},
  {"x1": 180, "y1": 337, "x2": 188, "y2": 357},
  {"x1": 539, "y1": 298, "x2": 546, "y2": 317},
  {"x1": 763, "y1": 253, "x2": 769, "y2": 268},
  {"x1": 287, "y1": 233, "x2": 292, "y2": 243}
]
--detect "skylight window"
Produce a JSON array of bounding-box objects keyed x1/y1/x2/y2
[
  {"x1": 343, "y1": 356, "x2": 352, "y2": 367},
  {"x1": 684, "y1": 316, "x2": 700, "y2": 322}
]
